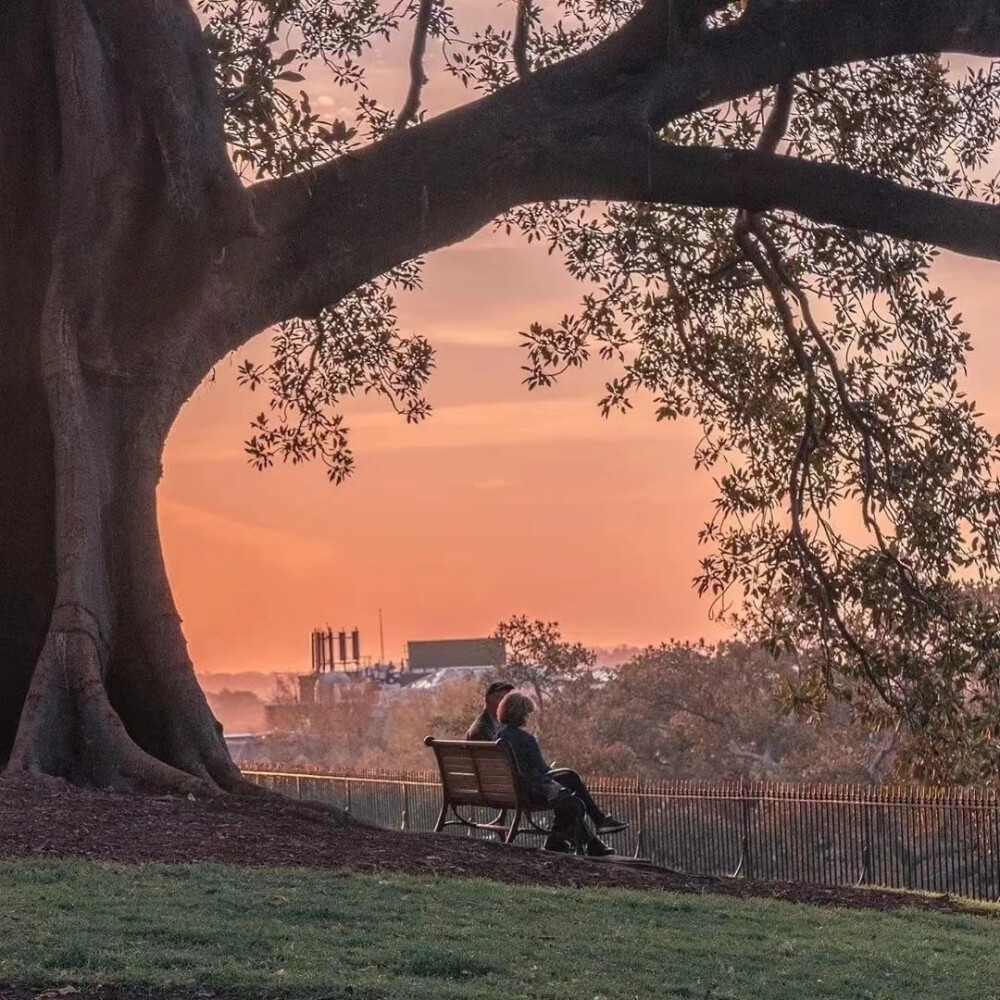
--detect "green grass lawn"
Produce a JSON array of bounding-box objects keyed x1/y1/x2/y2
[{"x1": 0, "y1": 860, "x2": 998, "y2": 1000}]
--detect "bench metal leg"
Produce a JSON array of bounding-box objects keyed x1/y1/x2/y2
[
  {"x1": 493, "y1": 808, "x2": 509, "y2": 841},
  {"x1": 433, "y1": 801, "x2": 449, "y2": 833},
  {"x1": 504, "y1": 806, "x2": 523, "y2": 844}
]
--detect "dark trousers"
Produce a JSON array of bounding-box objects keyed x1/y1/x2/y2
[
  {"x1": 552, "y1": 790, "x2": 584, "y2": 838},
  {"x1": 549, "y1": 789, "x2": 587, "y2": 847},
  {"x1": 546, "y1": 768, "x2": 604, "y2": 825}
]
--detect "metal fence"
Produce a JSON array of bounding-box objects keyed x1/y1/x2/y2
[{"x1": 242, "y1": 764, "x2": 1000, "y2": 902}]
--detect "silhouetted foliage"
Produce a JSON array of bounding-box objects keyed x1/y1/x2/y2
[{"x1": 491, "y1": 616, "x2": 596, "y2": 711}]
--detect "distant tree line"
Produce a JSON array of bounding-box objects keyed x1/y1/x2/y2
[{"x1": 248, "y1": 616, "x2": 919, "y2": 784}]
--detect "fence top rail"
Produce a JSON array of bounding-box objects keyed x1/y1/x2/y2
[
  {"x1": 243, "y1": 766, "x2": 439, "y2": 787},
  {"x1": 239, "y1": 762, "x2": 1000, "y2": 806}
]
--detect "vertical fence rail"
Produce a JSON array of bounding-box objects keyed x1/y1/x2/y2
[{"x1": 240, "y1": 764, "x2": 1000, "y2": 902}]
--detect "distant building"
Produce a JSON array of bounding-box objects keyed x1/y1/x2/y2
[
  {"x1": 261, "y1": 634, "x2": 507, "y2": 732},
  {"x1": 406, "y1": 638, "x2": 505, "y2": 673},
  {"x1": 407, "y1": 665, "x2": 493, "y2": 689}
]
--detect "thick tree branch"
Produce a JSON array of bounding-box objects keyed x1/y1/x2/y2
[
  {"x1": 571, "y1": 0, "x2": 1000, "y2": 128},
  {"x1": 210, "y1": 123, "x2": 1000, "y2": 372},
  {"x1": 572, "y1": 138, "x2": 1000, "y2": 261},
  {"x1": 206, "y1": 0, "x2": 1000, "y2": 366},
  {"x1": 572, "y1": 0, "x2": 729, "y2": 89},
  {"x1": 210, "y1": 88, "x2": 545, "y2": 358}
]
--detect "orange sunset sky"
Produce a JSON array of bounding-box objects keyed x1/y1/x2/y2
[{"x1": 165, "y1": 9, "x2": 1000, "y2": 676}]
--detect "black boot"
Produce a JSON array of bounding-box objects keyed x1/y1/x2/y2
[
  {"x1": 595, "y1": 814, "x2": 629, "y2": 836},
  {"x1": 544, "y1": 834, "x2": 572, "y2": 852},
  {"x1": 586, "y1": 836, "x2": 615, "y2": 857}
]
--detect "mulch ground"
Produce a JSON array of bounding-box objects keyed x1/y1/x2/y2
[
  {"x1": 0, "y1": 777, "x2": 992, "y2": 919},
  {"x1": 0, "y1": 990, "x2": 208, "y2": 1000}
]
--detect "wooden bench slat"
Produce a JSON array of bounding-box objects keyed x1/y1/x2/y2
[
  {"x1": 472, "y1": 756, "x2": 515, "y2": 770},
  {"x1": 476, "y1": 786, "x2": 520, "y2": 802},
  {"x1": 448, "y1": 791, "x2": 502, "y2": 804},
  {"x1": 442, "y1": 778, "x2": 481, "y2": 794},
  {"x1": 439, "y1": 753, "x2": 481, "y2": 769},
  {"x1": 475, "y1": 773, "x2": 518, "y2": 792}
]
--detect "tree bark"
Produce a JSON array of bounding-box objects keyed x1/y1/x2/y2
[{"x1": 0, "y1": 0, "x2": 250, "y2": 791}]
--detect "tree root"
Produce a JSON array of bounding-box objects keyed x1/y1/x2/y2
[{"x1": 8, "y1": 621, "x2": 216, "y2": 795}]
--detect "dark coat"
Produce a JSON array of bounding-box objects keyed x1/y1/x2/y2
[
  {"x1": 465, "y1": 710, "x2": 499, "y2": 741},
  {"x1": 497, "y1": 724, "x2": 551, "y2": 782}
]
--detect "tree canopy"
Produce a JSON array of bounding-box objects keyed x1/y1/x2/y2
[
  {"x1": 6, "y1": 0, "x2": 1000, "y2": 788},
  {"x1": 199, "y1": 0, "x2": 1000, "y2": 776},
  {"x1": 492, "y1": 616, "x2": 597, "y2": 710}
]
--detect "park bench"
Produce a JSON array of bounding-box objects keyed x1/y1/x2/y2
[{"x1": 423, "y1": 736, "x2": 556, "y2": 843}]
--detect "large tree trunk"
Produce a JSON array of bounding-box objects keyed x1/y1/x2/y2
[
  {"x1": 0, "y1": 0, "x2": 252, "y2": 790},
  {"x1": 6, "y1": 351, "x2": 239, "y2": 791}
]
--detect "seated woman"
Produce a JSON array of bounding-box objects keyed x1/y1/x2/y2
[{"x1": 495, "y1": 691, "x2": 627, "y2": 855}]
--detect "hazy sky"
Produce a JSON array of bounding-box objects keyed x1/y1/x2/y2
[{"x1": 168, "y1": 10, "x2": 1000, "y2": 674}]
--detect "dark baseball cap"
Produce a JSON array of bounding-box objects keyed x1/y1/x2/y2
[{"x1": 485, "y1": 681, "x2": 515, "y2": 697}]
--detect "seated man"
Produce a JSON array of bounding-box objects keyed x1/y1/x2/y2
[
  {"x1": 465, "y1": 680, "x2": 515, "y2": 741},
  {"x1": 495, "y1": 691, "x2": 628, "y2": 855}
]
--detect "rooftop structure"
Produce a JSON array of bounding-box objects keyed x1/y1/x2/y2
[{"x1": 406, "y1": 637, "x2": 505, "y2": 673}]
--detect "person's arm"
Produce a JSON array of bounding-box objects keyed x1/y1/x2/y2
[{"x1": 522, "y1": 731, "x2": 551, "y2": 778}]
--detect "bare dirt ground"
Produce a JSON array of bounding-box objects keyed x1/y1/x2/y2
[{"x1": 0, "y1": 777, "x2": 992, "y2": 919}]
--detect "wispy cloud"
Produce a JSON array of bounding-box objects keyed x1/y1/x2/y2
[
  {"x1": 473, "y1": 477, "x2": 510, "y2": 491},
  {"x1": 167, "y1": 396, "x2": 679, "y2": 467},
  {"x1": 159, "y1": 498, "x2": 338, "y2": 570},
  {"x1": 351, "y1": 396, "x2": 684, "y2": 451}
]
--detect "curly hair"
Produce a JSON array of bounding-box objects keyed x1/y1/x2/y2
[{"x1": 497, "y1": 691, "x2": 534, "y2": 727}]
